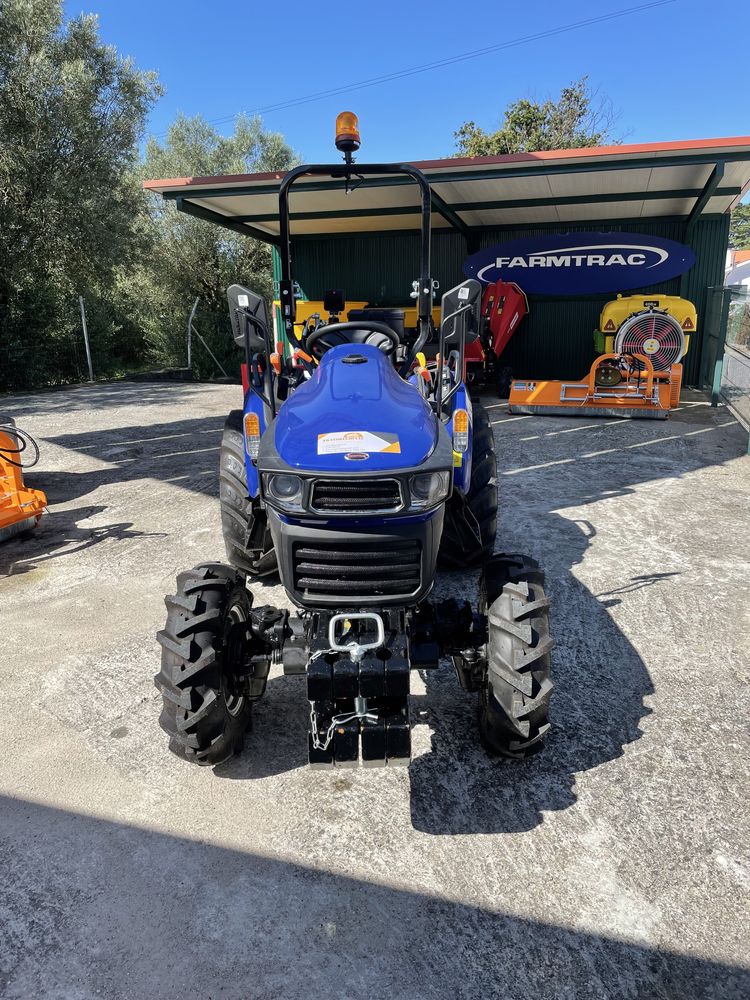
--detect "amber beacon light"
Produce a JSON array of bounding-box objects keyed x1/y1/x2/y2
[{"x1": 335, "y1": 111, "x2": 361, "y2": 153}]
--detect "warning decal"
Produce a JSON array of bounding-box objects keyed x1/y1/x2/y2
[{"x1": 317, "y1": 431, "x2": 401, "y2": 455}]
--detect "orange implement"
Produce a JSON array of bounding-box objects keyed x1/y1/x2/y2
[
  {"x1": 508, "y1": 354, "x2": 680, "y2": 420},
  {"x1": 0, "y1": 424, "x2": 46, "y2": 542}
]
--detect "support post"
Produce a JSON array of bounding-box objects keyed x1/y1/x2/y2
[
  {"x1": 686, "y1": 162, "x2": 725, "y2": 236},
  {"x1": 78, "y1": 296, "x2": 94, "y2": 382},
  {"x1": 187, "y1": 296, "x2": 199, "y2": 369}
]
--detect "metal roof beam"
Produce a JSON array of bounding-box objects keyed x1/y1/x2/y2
[
  {"x1": 686, "y1": 162, "x2": 725, "y2": 233},
  {"x1": 231, "y1": 186, "x2": 742, "y2": 224},
  {"x1": 287, "y1": 213, "x2": 727, "y2": 241},
  {"x1": 429, "y1": 189, "x2": 475, "y2": 244},
  {"x1": 175, "y1": 196, "x2": 280, "y2": 246},
  {"x1": 158, "y1": 152, "x2": 750, "y2": 202}
]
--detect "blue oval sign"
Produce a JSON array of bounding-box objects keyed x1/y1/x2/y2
[{"x1": 463, "y1": 231, "x2": 695, "y2": 295}]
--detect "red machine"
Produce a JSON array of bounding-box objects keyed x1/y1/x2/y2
[{"x1": 465, "y1": 280, "x2": 528, "y2": 385}]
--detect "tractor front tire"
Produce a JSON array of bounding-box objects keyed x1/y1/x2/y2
[
  {"x1": 220, "y1": 409, "x2": 276, "y2": 577},
  {"x1": 479, "y1": 554, "x2": 554, "y2": 758},
  {"x1": 155, "y1": 563, "x2": 253, "y2": 766},
  {"x1": 439, "y1": 402, "x2": 498, "y2": 568}
]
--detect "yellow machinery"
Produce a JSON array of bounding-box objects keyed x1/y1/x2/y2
[
  {"x1": 594, "y1": 293, "x2": 695, "y2": 358},
  {"x1": 273, "y1": 299, "x2": 442, "y2": 346},
  {"x1": 509, "y1": 293, "x2": 696, "y2": 419},
  {"x1": 274, "y1": 299, "x2": 368, "y2": 342},
  {"x1": 0, "y1": 418, "x2": 46, "y2": 542}
]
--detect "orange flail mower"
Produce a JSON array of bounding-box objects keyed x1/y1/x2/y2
[
  {"x1": 0, "y1": 418, "x2": 46, "y2": 543},
  {"x1": 509, "y1": 353, "x2": 682, "y2": 420},
  {"x1": 509, "y1": 294, "x2": 693, "y2": 419}
]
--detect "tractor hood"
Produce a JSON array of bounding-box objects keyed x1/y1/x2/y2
[{"x1": 272, "y1": 344, "x2": 438, "y2": 472}]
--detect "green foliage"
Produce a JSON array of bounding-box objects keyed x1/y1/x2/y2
[
  {"x1": 136, "y1": 114, "x2": 297, "y2": 380},
  {"x1": 0, "y1": 0, "x2": 161, "y2": 389},
  {"x1": 729, "y1": 204, "x2": 750, "y2": 250},
  {"x1": 454, "y1": 76, "x2": 617, "y2": 157}
]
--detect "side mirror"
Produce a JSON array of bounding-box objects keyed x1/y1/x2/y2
[
  {"x1": 227, "y1": 284, "x2": 269, "y2": 350},
  {"x1": 440, "y1": 279, "x2": 482, "y2": 344}
]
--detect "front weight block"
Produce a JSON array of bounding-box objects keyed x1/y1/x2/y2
[
  {"x1": 359, "y1": 651, "x2": 385, "y2": 698},
  {"x1": 332, "y1": 656, "x2": 358, "y2": 699},
  {"x1": 307, "y1": 656, "x2": 332, "y2": 701},
  {"x1": 386, "y1": 708, "x2": 411, "y2": 766},
  {"x1": 333, "y1": 717, "x2": 360, "y2": 767},
  {"x1": 361, "y1": 716, "x2": 387, "y2": 767},
  {"x1": 385, "y1": 650, "x2": 410, "y2": 699}
]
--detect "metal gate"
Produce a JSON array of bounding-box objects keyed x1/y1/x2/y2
[{"x1": 700, "y1": 285, "x2": 750, "y2": 452}]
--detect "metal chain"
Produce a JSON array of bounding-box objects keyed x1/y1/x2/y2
[
  {"x1": 309, "y1": 699, "x2": 379, "y2": 751},
  {"x1": 307, "y1": 634, "x2": 381, "y2": 750}
]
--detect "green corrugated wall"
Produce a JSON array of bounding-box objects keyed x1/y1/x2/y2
[{"x1": 289, "y1": 213, "x2": 730, "y2": 386}]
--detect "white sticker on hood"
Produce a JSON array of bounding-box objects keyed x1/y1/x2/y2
[{"x1": 317, "y1": 431, "x2": 400, "y2": 455}]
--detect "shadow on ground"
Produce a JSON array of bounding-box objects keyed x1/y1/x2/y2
[
  {"x1": 0, "y1": 505, "x2": 162, "y2": 578},
  {"x1": 0, "y1": 380, "x2": 223, "y2": 417},
  {"x1": 1, "y1": 795, "x2": 748, "y2": 999},
  {"x1": 405, "y1": 401, "x2": 746, "y2": 833},
  {"x1": 38, "y1": 416, "x2": 227, "y2": 504},
  {"x1": 408, "y1": 512, "x2": 656, "y2": 834}
]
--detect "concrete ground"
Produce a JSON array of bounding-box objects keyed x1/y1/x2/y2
[{"x1": 1, "y1": 381, "x2": 749, "y2": 1000}]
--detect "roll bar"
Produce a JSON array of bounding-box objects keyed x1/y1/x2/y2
[{"x1": 277, "y1": 162, "x2": 433, "y2": 370}]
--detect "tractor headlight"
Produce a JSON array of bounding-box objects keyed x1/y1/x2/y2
[
  {"x1": 409, "y1": 471, "x2": 451, "y2": 510},
  {"x1": 264, "y1": 473, "x2": 304, "y2": 512}
]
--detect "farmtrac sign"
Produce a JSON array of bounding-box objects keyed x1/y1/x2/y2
[{"x1": 463, "y1": 232, "x2": 695, "y2": 295}]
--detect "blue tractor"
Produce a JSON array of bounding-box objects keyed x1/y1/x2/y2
[{"x1": 155, "y1": 116, "x2": 553, "y2": 769}]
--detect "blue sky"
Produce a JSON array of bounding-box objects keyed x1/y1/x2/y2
[{"x1": 65, "y1": 0, "x2": 744, "y2": 165}]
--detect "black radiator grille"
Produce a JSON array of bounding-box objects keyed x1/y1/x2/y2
[
  {"x1": 311, "y1": 478, "x2": 402, "y2": 514},
  {"x1": 293, "y1": 539, "x2": 421, "y2": 598}
]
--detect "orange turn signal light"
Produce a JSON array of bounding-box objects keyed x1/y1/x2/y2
[
  {"x1": 244, "y1": 412, "x2": 261, "y2": 459},
  {"x1": 453, "y1": 408, "x2": 469, "y2": 433},
  {"x1": 453, "y1": 408, "x2": 469, "y2": 453},
  {"x1": 335, "y1": 111, "x2": 361, "y2": 152}
]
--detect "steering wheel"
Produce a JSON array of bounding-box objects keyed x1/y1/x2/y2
[{"x1": 305, "y1": 321, "x2": 401, "y2": 358}]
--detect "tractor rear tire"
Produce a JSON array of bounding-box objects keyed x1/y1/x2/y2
[
  {"x1": 155, "y1": 563, "x2": 253, "y2": 766},
  {"x1": 479, "y1": 554, "x2": 554, "y2": 758},
  {"x1": 220, "y1": 409, "x2": 276, "y2": 576},
  {"x1": 439, "y1": 402, "x2": 498, "y2": 569}
]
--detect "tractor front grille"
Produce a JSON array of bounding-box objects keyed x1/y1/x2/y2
[
  {"x1": 310, "y1": 478, "x2": 403, "y2": 514},
  {"x1": 293, "y1": 539, "x2": 421, "y2": 600}
]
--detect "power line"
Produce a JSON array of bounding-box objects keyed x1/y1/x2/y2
[{"x1": 152, "y1": 0, "x2": 676, "y2": 139}]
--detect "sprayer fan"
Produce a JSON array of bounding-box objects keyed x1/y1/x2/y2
[{"x1": 614, "y1": 310, "x2": 685, "y2": 371}]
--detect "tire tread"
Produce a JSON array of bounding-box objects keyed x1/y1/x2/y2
[{"x1": 479, "y1": 553, "x2": 554, "y2": 758}]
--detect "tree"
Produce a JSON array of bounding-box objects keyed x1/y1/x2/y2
[
  {"x1": 137, "y1": 114, "x2": 297, "y2": 379},
  {"x1": 453, "y1": 76, "x2": 618, "y2": 157},
  {"x1": 729, "y1": 204, "x2": 750, "y2": 249},
  {"x1": 0, "y1": 0, "x2": 161, "y2": 388}
]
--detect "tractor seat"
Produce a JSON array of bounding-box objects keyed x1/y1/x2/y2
[{"x1": 347, "y1": 307, "x2": 405, "y2": 338}]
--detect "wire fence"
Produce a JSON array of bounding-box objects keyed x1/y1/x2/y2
[
  {"x1": 0, "y1": 294, "x2": 242, "y2": 394},
  {"x1": 0, "y1": 326, "x2": 89, "y2": 392}
]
